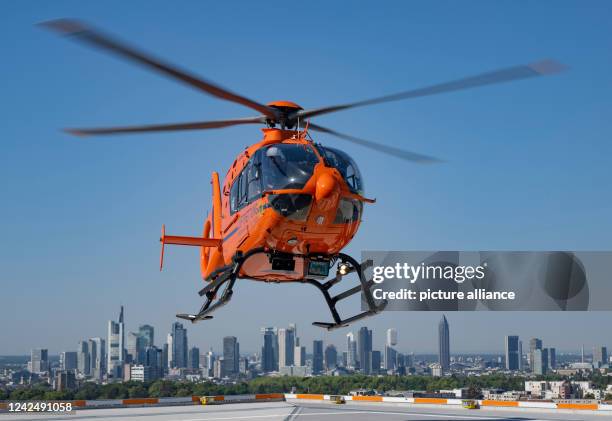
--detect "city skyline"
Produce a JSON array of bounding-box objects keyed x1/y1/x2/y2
[
  {"x1": 6, "y1": 306, "x2": 609, "y2": 359},
  {"x1": 17, "y1": 309, "x2": 611, "y2": 391}
]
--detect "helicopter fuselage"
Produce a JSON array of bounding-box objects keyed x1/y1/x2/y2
[{"x1": 198, "y1": 128, "x2": 374, "y2": 283}]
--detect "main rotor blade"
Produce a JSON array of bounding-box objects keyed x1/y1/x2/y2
[
  {"x1": 308, "y1": 123, "x2": 442, "y2": 163},
  {"x1": 65, "y1": 116, "x2": 265, "y2": 137},
  {"x1": 296, "y1": 60, "x2": 565, "y2": 120},
  {"x1": 41, "y1": 19, "x2": 278, "y2": 120}
]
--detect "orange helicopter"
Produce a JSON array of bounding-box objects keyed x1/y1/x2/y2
[{"x1": 44, "y1": 19, "x2": 564, "y2": 329}]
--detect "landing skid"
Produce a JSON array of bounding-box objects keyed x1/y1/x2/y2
[
  {"x1": 307, "y1": 253, "x2": 387, "y2": 331},
  {"x1": 176, "y1": 247, "x2": 265, "y2": 323},
  {"x1": 176, "y1": 249, "x2": 387, "y2": 329}
]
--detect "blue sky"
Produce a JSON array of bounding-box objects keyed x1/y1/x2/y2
[{"x1": 1, "y1": 1, "x2": 612, "y2": 356}]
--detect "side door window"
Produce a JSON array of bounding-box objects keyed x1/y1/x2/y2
[
  {"x1": 230, "y1": 154, "x2": 263, "y2": 214},
  {"x1": 230, "y1": 174, "x2": 240, "y2": 214},
  {"x1": 247, "y1": 151, "x2": 262, "y2": 201}
]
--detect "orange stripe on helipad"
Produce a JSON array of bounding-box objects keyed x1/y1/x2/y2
[
  {"x1": 481, "y1": 400, "x2": 519, "y2": 407},
  {"x1": 557, "y1": 403, "x2": 598, "y2": 410},
  {"x1": 414, "y1": 397, "x2": 448, "y2": 404},
  {"x1": 296, "y1": 394, "x2": 324, "y2": 400},
  {"x1": 352, "y1": 395, "x2": 383, "y2": 402}
]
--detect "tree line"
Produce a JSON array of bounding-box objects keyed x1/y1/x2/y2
[{"x1": 0, "y1": 374, "x2": 534, "y2": 401}]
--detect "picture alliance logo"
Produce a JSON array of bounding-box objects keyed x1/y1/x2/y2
[{"x1": 372, "y1": 262, "x2": 488, "y2": 284}]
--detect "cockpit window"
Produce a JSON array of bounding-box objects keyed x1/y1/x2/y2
[
  {"x1": 320, "y1": 147, "x2": 363, "y2": 194},
  {"x1": 261, "y1": 144, "x2": 319, "y2": 190}
]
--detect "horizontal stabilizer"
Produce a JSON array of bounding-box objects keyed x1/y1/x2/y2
[{"x1": 160, "y1": 224, "x2": 222, "y2": 270}]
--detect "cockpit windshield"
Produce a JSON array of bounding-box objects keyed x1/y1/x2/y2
[
  {"x1": 320, "y1": 147, "x2": 363, "y2": 194},
  {"x1": 261, "y1": 143, "x2": 319, "y2": 190}
]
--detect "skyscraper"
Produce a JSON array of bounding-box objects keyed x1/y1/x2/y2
[
  {"x1": 386, "y1": 328, "x2": 398, "y2": 346},
  {"x1": 548, "y1": 347, "x2": 556, "y2": 370},
  {"x1": 60, "y1": 352, "x2": 78, "y2": 371},
  {"x1": 324, "y1": 344, "x2": 338, "y2": 370},
  {"x1": 278, "y1": 326, "x2": 295, "y2": 368},
  {"x1": 384, "y1": 345, "x2": 397, "y2": 371},
  {"x1": 170, "y1": 322, "x2": 188, "y2": 368},
  {"x1": 529, "y1": 338, "x2": 542, "y2": 371},
  {"x1": 189, "y1": 346, "x2": 200, "y2": 370},
  {"x1": 505, "y1": 335, "x2": 520, "y2": 371},
  {"x1": 594, "y1": 346, "x2": 608, "y2": 367},
  {"x1": 371, "y1": 350, "x2": 381, "y2": 374},
  {"x1": 139, "y1": 325, "x2": 155, "y2": 348},
  {"x1": 145, "y1": 346, "x2": 163, "y2": 380},
  {"x1": 346, "y1": 332, "x2": 357, "y2": 369},
  {"x1": 223, "y1": 336, "x2": 239, "y2": 376},
  {"x1": 312, "y1": 340, "x2": 324, "y2": 374},
  {"x1": 89, "y1": 337, "x2": 105, "y2": 380},
  {"x1": 107, "y1": 306, "x2": 125, "y2": 377},
  {"x1": 204, "y1": 348, "x2": 215, "y2": 377},
  {"x1": 438, "y1": 316, "x2": 450, "y2": 372},
  {"x1": 77, "y1": 341, "x2": 90, "y2": 376},
  {"x1": 127, "y1": 332, "x2": 144, "y2": 364},
  {"x1": 165, "y1": 335, "x2": 172, "y2": 368},
  {"x1": 30, "y1": 349, "x2": 48, "y2": 373},
  {"x1": 294, "y1": 345, "x2": 306, "y2": 367},
  {"x1": 533, "y1": 348, "x2": 548, "y2": 375},
  {"x1": 358, "y1": 327, "x2": 372, "y2": 374},
  {"x1": 261, "y1": 327, "x2": 277, "y2": 373}
]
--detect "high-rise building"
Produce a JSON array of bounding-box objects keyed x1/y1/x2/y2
[
  {"x1": 312, "y1": 340, "x2": 324, "y2": 374},
  {"x1": 89, "y1": 337, "x2": 106, "y2": 380},
  {"x1": 30, "y1": 349, "x2": 48, "y2": 373},
  {"x1": 533, "y1": 348, "x2": 548, "y2": 375},
  {"x1": 162, "y1": 343, "x2": 169, "y2": 372},
  {"x1": 139, "y1": 325, "x2": 155, "y2": 348},
  {"x1": 548, "y1": 347, "x2": 556, "y2": 370},
  {"x1": 55, "y1": 370, "x2": 76, "y2": 391},
  {"x1": 214, "y1": 358, "x2": 224, "y2": 378},
  {"x1": 127, "y1": 332, "x2": 146, "y2": 364},
  {"x1": 77, "y1": 341, "x2": 90, "y2": 376},
  {"x1": 60, "y1": 351, "x2": 78, "y2": 371},
  {"x1": 358, "y1": 327, "x2": 372, "y2": 374},
  {"x1": 223, "y1": 336, "x2": 239, "y2": 376},
  {"x1": 239, "y1": 357, "x2": 249, "y2": 374},
  {"x1": 145, "y1": 346, "x2": 163, "y2": 380},
  {"x1": 278, "y1": 326, "x2": 295, "y2": 368},
  {"x1": 189, "y1": 346, "x2": 200, "y2": 370},
  {"x1": 594, "y1": 346, "x2": 608, "y2": 367},
  {"x1": 261, "y1": 327, "x2": 277, "y2": 373},
  {"x1": 166, "y1": 334, "x2": 173, "y2": 368},
  {"x1": 505, "y1": 335, "x2": 520, "y2": 371},
  {"x1": 107, "y1": 306, "x2": 125, "y2": 378},
  {"x1": 386, "y1": 328, "x2": 398, "y2": 347},
  {"x1": 371, "y1": 350, "x2": 381, "y2": 374},
  {"x1": 170, "y1": 322, "x2": 188, "y2": 368},
  {"x1": 294, "y1": 345, "x2": 306, "y2": 367},
  {"x1": 529, "y1": 338, "x2": 542, "y2": 371},
  {"x1": 204, "y1": 349, "x2": 215, "y2": 377},
  {"x1": 325, "y1": 344, "x2": 338, "y2": 370},
  {"x1": 384, "y1": 345, "x2": 397, "y2": 371},
  {"x1": 438, "y1": 316, "x2": 450, "y2": 372},
  {"x1": 518, "y1": 340, "x2": 523, "y2": 370},
  {"x1": 346, "y1": 332, "x2": 357, "y2": 369}
]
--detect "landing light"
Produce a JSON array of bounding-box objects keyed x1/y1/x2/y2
[{"x1": 338, "y1": 263, "x2": 350, "y2": 276}]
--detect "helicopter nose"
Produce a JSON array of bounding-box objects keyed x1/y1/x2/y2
[{"x1": 315, "y1": 172, "x2": 336, "y2": 201}]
